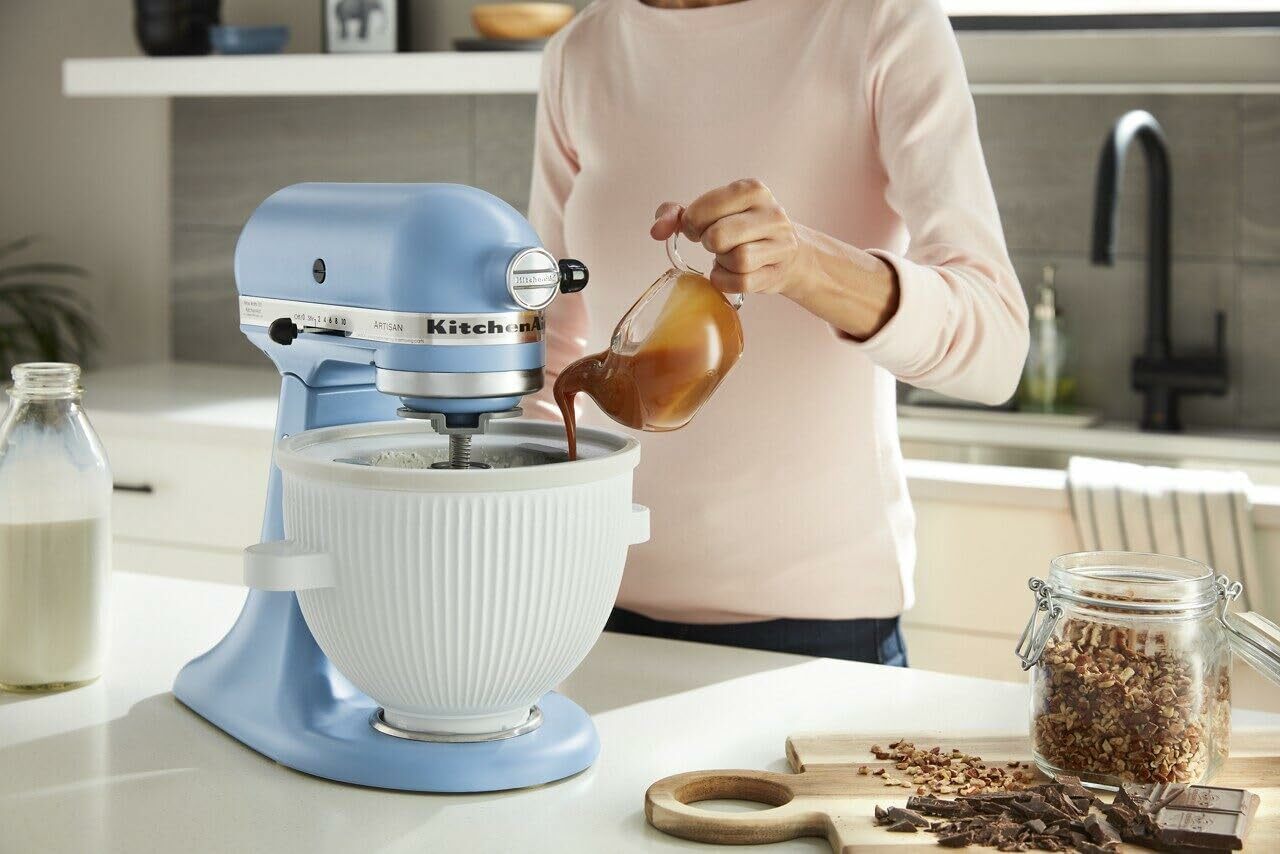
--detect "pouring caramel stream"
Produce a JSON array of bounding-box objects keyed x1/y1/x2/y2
[{"x1": 554, "y1": 271, "x2": 744, "y2": 460}]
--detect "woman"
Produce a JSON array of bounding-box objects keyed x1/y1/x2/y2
[{"x1": 528, "y1": 0, "x2": 1028, "y2": 665}]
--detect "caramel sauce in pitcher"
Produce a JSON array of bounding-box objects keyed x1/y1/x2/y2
[{"x1": 554, "y1": 271, "x2": 744, "y2": 460}]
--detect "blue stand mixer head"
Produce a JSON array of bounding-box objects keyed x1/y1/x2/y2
[{"x1": 235, "y1": 183, "x2": 587, "y2": 445}]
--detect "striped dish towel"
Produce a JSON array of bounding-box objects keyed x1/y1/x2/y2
[{"x1": 1066, "y1": 456, "x2": 1262, "y2": 611}]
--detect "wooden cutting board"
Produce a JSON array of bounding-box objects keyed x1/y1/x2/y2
[{"x1": 645, "y1": 730, "x2": 1280, "y2": 853}]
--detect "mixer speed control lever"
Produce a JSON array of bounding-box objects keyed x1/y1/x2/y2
[
  {"x1": 558, "y1": 259, "x2": 588, "y2": 294},
  {"x1": 269, "y1": 317, "x2": 300, "y2": 345}
]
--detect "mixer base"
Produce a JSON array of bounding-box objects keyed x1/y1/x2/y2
[{"x1": 174, "y1": 589, "x2": 600, "y2": 792}]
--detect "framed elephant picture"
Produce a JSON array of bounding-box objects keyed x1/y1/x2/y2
[{"x1": 324, "y1": 0, "x2": 408, "y2": 53}]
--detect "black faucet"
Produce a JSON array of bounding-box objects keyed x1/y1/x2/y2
[{"x1": 1091, "y1": 110, "x2": 1227, "y2": 433}]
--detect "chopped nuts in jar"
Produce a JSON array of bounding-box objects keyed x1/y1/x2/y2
[{"x1": 1032, "y1": 614, "x2": 1231, "y2": 785}]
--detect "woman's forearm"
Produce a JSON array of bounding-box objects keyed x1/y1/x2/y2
[{"x1": 787, "y1": 223, "x2": 900, "y2": 341}]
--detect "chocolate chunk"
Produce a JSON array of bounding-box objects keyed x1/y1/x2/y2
[
  {"x1": 966, "y1": 791, "x2": 1028, "y2": 802},
  {"x1": 886, "y1": 820, "x2": 918, "y2": 833},
  {"x1": 1083, "y1": 814, "x2": 1121, "y2": 845},
  {"x1": 1102, "y1": 803, "x2": 1136, "y2": 828},
  {"x1": 907, "y1": 795, "x2": 973, "y2": 818},
  {"x1": 1120, "y1": 783, "x2": 1163, "y2": 813},
  {"x1": 938, "y1": 831, "x2": 974, "y2": 848},
  {"x1": 1025, "y1": 818, "x2": 1048, "y2": 834},
  {"x1": 885, "y1": 806, "x2": 929, "y2": 828},
  {"x1": 1069, "y1": 796, "x2": 1096, "y2": 814},
  {"x1": 1150, "y1": 784, "x2": 1191, "y2": 813},
  {"x1": 873, "y1": 804, "x2": 889, "y2": 824},
  {"x1": 1075, "y1": 843, "x2": 1111, "y2": 854}
]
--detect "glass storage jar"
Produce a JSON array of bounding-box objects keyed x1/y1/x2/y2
[{"x1": 1016, "y1": 552, "x2": 1280, "y2": 789}]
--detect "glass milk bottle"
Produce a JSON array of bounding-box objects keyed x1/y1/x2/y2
[{"x1": 0, "y1": 363, "x2": 111, "y2": 691}]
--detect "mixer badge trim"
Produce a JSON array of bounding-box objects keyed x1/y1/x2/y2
[{"x1": 239, "y1": 296, "x2": 544, "y2": 346}]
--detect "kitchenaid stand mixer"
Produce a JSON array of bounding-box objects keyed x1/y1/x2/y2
[{"x1": 173, "y1": 183, "x2": 609, "y2": 792}]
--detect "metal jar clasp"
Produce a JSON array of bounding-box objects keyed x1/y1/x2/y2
[
  {"x1": 1215, "y1": 574, "x2": 1244, "y2": 622},
  {"x1": 1015, "y1": 578, "x2": 1063, "y2": 671}
]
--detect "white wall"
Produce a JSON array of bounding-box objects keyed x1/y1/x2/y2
[{"x1": 0, "y1": 1, "x2": 170, "y2": 368}]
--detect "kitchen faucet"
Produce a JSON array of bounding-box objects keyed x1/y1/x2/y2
[{"x1": 1090, "y1": 110, "x2": 1227, "y2": 432}]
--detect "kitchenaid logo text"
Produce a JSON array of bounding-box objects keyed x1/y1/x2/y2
[
  {"x1": 424, "y1": 316, "x2": 545, "y2": 336},
  {"x1": 512, "y1": 271, "x2": 560, "y2": 286},
  {"x1": 240, "y1": 297, "x2": 545, "y2": 346}
]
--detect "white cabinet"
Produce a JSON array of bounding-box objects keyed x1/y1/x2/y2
[
  {"x1": 84, "y1": 363, "x2": 279, "y2": 586},
  {"x1": 99, "y1": 417, "x2": 272, "y2": 584}
]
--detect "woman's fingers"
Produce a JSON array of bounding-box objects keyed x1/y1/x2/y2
[
  {"x1": 650, "y1": 202, "x2": 685, "y2": 240},
  {"x1": 701, "y1": 208, "x2": 785, "y2": 255},
  {"x1": 716, "y1": 237, "x2": 788, "y2": 275},
  {"x1": 681, "y1": 178, "x2": 774, "y2": 241},
  {"x1": 711, "y1": 260, "x2": 783, "y2": 296}
]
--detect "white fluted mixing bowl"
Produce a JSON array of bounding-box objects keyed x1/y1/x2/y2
[{"x1": 243, "y1": 420, "x2": 646, "y2": 736}]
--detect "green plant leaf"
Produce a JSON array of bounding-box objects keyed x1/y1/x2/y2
[
  {"x1": 0, "y1": 236, "x2": 35, "y2": 260},
  {"x1": 0, "y1": 263, "x2": 88, "y2": 280},
  {"x1": 0, "y1": 283, "x2": 96, "y2": 367},
  {"x1": 0, "y1": 237, "x2": 100, "y2": 374},
  {"x1": 0, "y1": 282, "x2": 83, "y2": 299}
]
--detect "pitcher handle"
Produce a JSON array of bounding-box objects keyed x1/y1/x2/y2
[{"x1": 666, "y1": 234, "x2": 743, "y2": 310}]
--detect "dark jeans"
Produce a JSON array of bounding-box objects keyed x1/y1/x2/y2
[{"x1": 605, "y1": 607, "x2": 908, "y2": 666}]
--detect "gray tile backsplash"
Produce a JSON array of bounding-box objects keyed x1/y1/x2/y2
[
  {"x1": 474, "y1": 94, "x2": 537, "y2": 212},
  {"x1": 1242, "y1": 97, "x2": 1280, "y2": 261},
  {"x1": 173, "y1": 96, "x2": 475, "y2": 229},
  {"x1": 1240, "y1": 263, "x2": 1280, "y2": 428},
  {"x1": 170, "y1": 92, "x2": 1280, "y2": 433},
  {"x1": 979, "y1": 95, "x2": 1241, "y2": 260}
]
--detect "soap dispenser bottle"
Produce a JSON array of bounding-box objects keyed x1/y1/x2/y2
[{"x1": 1019, "y1": 265, "x2": 1076, "y2": 413}]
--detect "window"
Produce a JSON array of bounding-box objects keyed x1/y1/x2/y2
[{"x1": 944, "y1": 1, "x2": 1280, "y2": 30}]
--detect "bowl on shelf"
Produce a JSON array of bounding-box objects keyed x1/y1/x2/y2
[
  {"x1": 210, "y1": 25, "x2": 290, "y2": 55},
  {"x1": 133, "y1": 0, "x2": 221, "y2": 56},
  {"x1": 471, "y1": 3, "x2": 574, "y2": 41}
]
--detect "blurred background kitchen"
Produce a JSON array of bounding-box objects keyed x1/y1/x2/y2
[{"x1": 4, "y1": 0, "x2": 1280, "y2": 699}]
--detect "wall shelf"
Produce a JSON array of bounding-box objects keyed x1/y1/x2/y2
[
  {"x1": 64, "y1": 29, "x2": 1280, "y2": 99},
  {"x1": 63, "y1": 52, "x2": 543, "y2": 98}
]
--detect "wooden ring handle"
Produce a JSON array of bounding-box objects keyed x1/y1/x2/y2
[{"x1": 645, "y1": 769, "x2": 809, "y2": 845}]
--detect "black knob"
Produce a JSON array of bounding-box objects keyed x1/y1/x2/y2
[
  {"x1": 269, "y1": 317, "x2": 300, "y2": 345},
  {"x1": 558, "y1": 259, "x2": 588, "y2": 293}
]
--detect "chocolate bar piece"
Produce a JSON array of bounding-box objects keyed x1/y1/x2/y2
[
  {"x1": 1113, "y1": 783, "x2": 1259, "y2": 852},
  {"x1": 1154, "y1": 789, "x2": 1259, "y2": 851}
]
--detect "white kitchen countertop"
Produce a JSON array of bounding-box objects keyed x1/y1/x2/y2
[{"x1": 3, "y1": 571, "x2": 1278, "y2": 854}]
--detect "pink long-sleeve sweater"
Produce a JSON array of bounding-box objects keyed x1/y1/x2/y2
[{"x1": 528, "y1": 0, "x2": 1028, "y2": 623}]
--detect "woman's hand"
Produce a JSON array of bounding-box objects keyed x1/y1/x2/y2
[
  {"x1": 651, "y1": 178, "x2": 900, "y2": 339},
  {"x1": 650, "y1": 179, "x2": 811, "y2": 298}
]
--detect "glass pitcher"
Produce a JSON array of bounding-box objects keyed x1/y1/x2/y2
[{"x1": 556, "y1": 235, "x2": 745, "y2": 435}]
